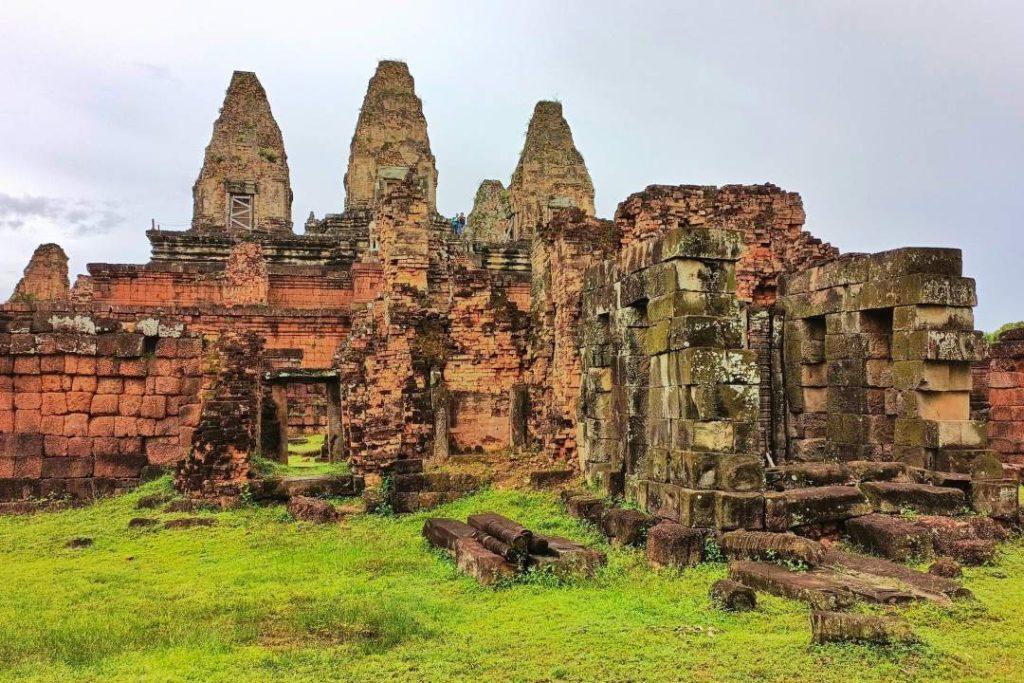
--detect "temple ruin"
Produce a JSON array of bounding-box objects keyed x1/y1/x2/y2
[{"x1": 1, "y1": 61, "x2": 1018, "y2": 540}]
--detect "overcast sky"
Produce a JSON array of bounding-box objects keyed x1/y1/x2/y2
[{"x1": 1, "y1": 1, "x2": 1021, "y2": 328}]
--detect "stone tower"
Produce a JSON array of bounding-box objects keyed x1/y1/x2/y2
[
  {"x1": 7, "y1": 243, "x2": 70, "y2": 303},
  {"x1": 465, "y1": 179, "x2": 512, "y2": 243},
  {"x1": 191, "y1": 71, "x2": 293, "y2": 234},
  {"x1": 508, "y1": 101, "x2": 595, "y2": 239},
  {"x1": 344, "y1": 61, "x2": 438, "y2": 213}
]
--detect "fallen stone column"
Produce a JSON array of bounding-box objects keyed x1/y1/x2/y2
[
  {"x1": 710, "y1": 579, "x2": 757, "y2": 611},
  {"x1": 810, "y1": 611, "x2": 917, "y2": 645},
  {"x1": 468, "y1": 512, "x2": 547, "y2": 554},
  {"x1": 719, "y1": 530, "x2": 824, "y2": 566}
]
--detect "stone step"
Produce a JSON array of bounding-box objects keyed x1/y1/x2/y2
[
  {"x1": 859, "y1": 481, "x2": 965, "y2": 516},
  {"x1": 254, "y1": 474, "x2": 364, "y2": 501},
  {"x1": 765, "y1": 461, "x2": 904, "y2": 491},
  {"x1": 906, "y1": 467, "x2": 972, "y2": 494},
  {"x1": 844, "y1": 513, "x2": 933, "y2": 562},
  {"x1": 391, "y1": 471, "x2": 479, "y2": 493},
  {"x1": 763, "y1": 486, "x2": 872, "y2": 531}
]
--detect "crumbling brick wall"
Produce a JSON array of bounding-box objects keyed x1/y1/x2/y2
[
  {"x1": 176, "y1": 332, "x2": 264, "y2": 502},
  {"x1": 0, "y1": 310, "x2": 204, "y2": 501},
  {"x1": 527, "y1": 209, "x2": 618, "y2": 459},
  {"x1": 445, "y1": 269, "x2": 529, "y2": 453},
  {"x1": 777, "y1": 249, "x2": 991, "y2": 473},
  {"x1": 337, "y1": 174, "x2": 533, "y2": 471},
  {"x1": 285, "y1": 381, "x2": 328, "y2": 436},
  {"x1": 614, "y1": 184, "x2": 837, "y2": 305},
  {"x1": 982, "y1": 329, "x2": 1024, "y2": 480},
  {"x1": 336, "y1": 177, "x2": 436, "y2": 472},
  {"x1": 578, "y1": 227, "x2": 763, "y2": 529}
]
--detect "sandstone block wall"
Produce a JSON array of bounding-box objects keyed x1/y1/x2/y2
[
  {"x1": 778, "y1": 249, "x2": 990, "y2": 473},
  {"x1": 0, "y1": 312, "x2": 205, "y2": 501},
  {"x1": 578, "y1": 227, "x2": 764, "y2": 530}
]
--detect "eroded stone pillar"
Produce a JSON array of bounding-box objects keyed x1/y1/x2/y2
[{"x1": 270, "y1": 384, "x2": 289, "y2": 463}]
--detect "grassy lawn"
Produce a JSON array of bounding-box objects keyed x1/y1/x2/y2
[
  {"x1": 0, "y1": 478, "x2": 1022, "y2": 682},
  {"x1": 252, "y1": 435, "x2": 350, "y2": 478}
]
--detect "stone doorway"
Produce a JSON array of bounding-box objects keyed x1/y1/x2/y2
[{"x1": 261, "y1": 371, "x2": 344, "y2": 465}]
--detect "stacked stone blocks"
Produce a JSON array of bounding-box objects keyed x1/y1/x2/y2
[
  {"x1": 778, "y1": 249, "x2": 992, "y2": 480},
  {"x1": 579, "y1": 226, "x2": 764, "y2": 530}
]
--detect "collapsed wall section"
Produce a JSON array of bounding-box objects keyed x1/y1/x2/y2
[
  {"x1": 614, "y1": 184, "x2": 837, "y2": 305},
  {"x1": 336, "y1": 174, "x2": 532, "y2": 473},
  {"x1": 527, "y1": 209, "x2": 619, "y2": 459},
  {"x1": 578, "y1": 227, "x2": 764, "y2": 529},
  {"x1": 0, "y1": 311, "x2": 205, "y2": 501}
]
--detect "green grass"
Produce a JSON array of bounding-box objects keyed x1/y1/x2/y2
[
  {"x1": 251, "y1": 435, "x2": 350, "y2": 478},
  {"x1": 0, "y1": 479, "x2": 1022, "y2": 682}
]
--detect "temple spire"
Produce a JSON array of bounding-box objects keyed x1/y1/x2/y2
[
  {"x1": 344, "y1": 61, "x2": 438, "y2": 213},
  {"x1": 191, "y1": 71, "x2": 293, "y2": 234},
  {"x1": 508, "y1": 101, "x2": 595, "y2": 239}
]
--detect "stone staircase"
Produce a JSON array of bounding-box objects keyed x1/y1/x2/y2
[{"x1": 386, "y1": 458, "x2": 484, "y2": 513}]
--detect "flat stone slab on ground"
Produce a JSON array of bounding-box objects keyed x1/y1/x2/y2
[
  {"x1": 821, "y1": 549, "x2": 968, "y2": 602},
  {"x1": 728, "y1": 560, "x2": 855, "y2": 610},
  {"x1": 254, "y1": 474, "x2": 364, "y2": 501},
  {"x1": 163, "y1": 517, "x2": 217, "y2": 530}
]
